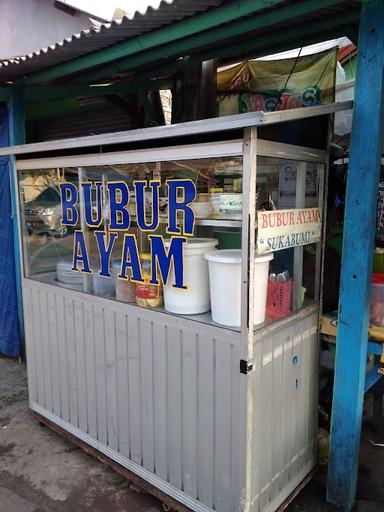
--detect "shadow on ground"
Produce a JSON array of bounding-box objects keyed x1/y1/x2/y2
[{"x1": 0, "y1": 356, "x2": 383, "y2": 511}]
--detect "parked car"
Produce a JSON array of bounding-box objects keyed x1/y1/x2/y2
[{"x1": 24, "y1": 187, "x2": 69, "y2": 237}]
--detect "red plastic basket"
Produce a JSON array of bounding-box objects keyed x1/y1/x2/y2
[{"x1": 266, "y1": 279, "x2": 292, "y2": 318}]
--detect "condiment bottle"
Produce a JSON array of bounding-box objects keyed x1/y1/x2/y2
[{"x1": 136, "y1": 253, "x2": 163, "y2": 308}]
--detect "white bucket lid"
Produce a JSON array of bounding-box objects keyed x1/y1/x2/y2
[
  {"x1": 205, "y1": 249, "x2": 273, "y2": 264},
  {"x1": 165, "y1": 237, "x2": 218, "y2": 251}
]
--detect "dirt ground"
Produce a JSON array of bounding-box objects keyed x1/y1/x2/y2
[{"x1": 0, "y1": 355, "x2": 383, "y2": 512}]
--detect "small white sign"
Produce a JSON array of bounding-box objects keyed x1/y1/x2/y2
[{"x1": 257, "y1": 208, "x2": 322, "y2": 254}]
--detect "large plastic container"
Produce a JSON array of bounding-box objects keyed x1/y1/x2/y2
[
  {"x1": 370, "y1": 273, "x2": 384, "y2": 326},
  {"x1": 164, "y1": 238, "x2": 218, "y2": 314},
  {"x1": 213, "y1": 230, "x2": 241, "y2": 249},
  {"x1": 205, "y1": 249, "x2": 273, "y2": 327}
]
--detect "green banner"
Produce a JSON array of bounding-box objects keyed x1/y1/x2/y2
[{"x1": 217, "y1": 48, "x2": 337, "y2": 116}]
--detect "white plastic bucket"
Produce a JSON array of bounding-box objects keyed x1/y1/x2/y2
[
  {"x1": 205, "y1": 249, "x2": 273, "y2": 327},
  {"x1": 164, "y1": 238, "x2": 218, "y2": 314}
]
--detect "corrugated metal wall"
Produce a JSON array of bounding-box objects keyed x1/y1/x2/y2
[
  {"x1": 250, "y1": 312, "x2": 318, "y2": 512},
  {"x1": 23, "y1": 278, "x2": 243, "y2": 512},
  {"x1": 32, "y1": 104, "x2": 137, "y2": 141},
  {"x1": 23, "y1": 278, "x2": 318, "y2": 512}
]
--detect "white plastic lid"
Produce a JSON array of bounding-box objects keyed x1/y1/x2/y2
[
  {"x1": 165, "y1": 237, "x2": 218, "y2": 250},
  {"x1": 205, "y1": 249, "x2": 273, "y2": 264}
]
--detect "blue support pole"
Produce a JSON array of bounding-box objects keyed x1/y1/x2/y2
[
  {"x1": 327, "y1": 2, "x2": 384, "y2": 510},
  {"x1": 8, "y1": 87, "x2": 25, "y2": 341}
]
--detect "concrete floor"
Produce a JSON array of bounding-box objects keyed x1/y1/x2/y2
[{"x1": 0, "y1": 355, "x2": 383, "y2": 512}]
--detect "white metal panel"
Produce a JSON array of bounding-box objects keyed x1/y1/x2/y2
[
  {"x1": 182, "y1": 330, "x2": 198, "y2": 499},
  {"x1": 84, "y1": 301, "x2": 98, "y2": 439},
  {"x1": 56, "y1": 295, "x2": 70, "y2": 422},
  {"x1": 40, "y1": 291, "x2": 52, "y2": 413},
  {"x1": 153, "y1": 321, "x2": 168, "y2": 480},
  {"x1": 3, "y1": 101, "x2": 352, "y2": 157},
  {"x1": 65, "y1": 298, "x2": 78, "y2": 427},
  {"x1": 250, "y1": 310, "x2": 318, "y2": 512},
  {"x1": 74, "y1": 301, "x2": 88, "y2": 434},
  {"x1": 31, "y1": 288, "x2": 45, "y2": 407},
  {"x1": 94, "y1": 302, "x2": 108, "y2": 445},
  {"x1": 15, "y1": 140, "x2": 243, "y2": 170},
  {"x1": 47, "y1": 292, "x2": 61, "y2": 417},
  {"x1": 115, "y1": 310, "x2": 130, "y2": 457},
  {"x1": 23, "y1": 285, "x2": 37, "y2": 403},
  {"x1": 105, "y1": 308, "x2": 119, "y2": 451},
  {"x1": 167, "y1": 325, "x2": 183, "y2": 488},
  {"x1": 140, "y1": 317, "x2": 155, "y2": 472},
  {"x1": 127, "y1": 310, "x2": 142, "y2": 466},
  {"x1": 22, "y1": 264, "x2": 318, "y2": 512},
  {"x1": 197, "y1": 332, "x2": 215, "y2": 507},
  {"x1": 23, "y1": 277, "x2": 243, "y2": 511},
  {"x1": 215, "y1": 340, "x2": 233, "y2": 512}
]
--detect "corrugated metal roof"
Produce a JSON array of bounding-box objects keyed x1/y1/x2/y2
[
  {"x1": 0, "y1": 0, "x2": 361, "y2": 84},
  {"x1": 338, "y1": 43, "x2": 357, "y2": 64},
  {"x1": 0, "y1": 0, "x2": 226, "y2": 81}
]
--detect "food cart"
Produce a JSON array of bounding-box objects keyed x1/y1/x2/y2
[{"x1": 9, "y1": 102, "x2": 350, "y2": 512}]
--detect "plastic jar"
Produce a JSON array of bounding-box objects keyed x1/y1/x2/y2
[
  {"x1": 112, "y1": 260, "x2": 136, "y2": 303},
  {"x1": 136, "y1": 253, "x2": 163, "y2": 308},
  {"x1": 370, "y1": 273, "x2": 384, "y2": 326},
  {"x1": 163, "y1": 238, "x2": 218, "y2": 315},
  {"x1": 205, "y1": 249, "x2": 273, "y2": 327}
]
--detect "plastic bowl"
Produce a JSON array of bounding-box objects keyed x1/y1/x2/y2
[{"x1": 191, "y1": 201, "x2": 213, "y2": 219}]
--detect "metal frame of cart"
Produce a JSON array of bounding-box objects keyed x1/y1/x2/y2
[{"x1": 6, "y1": 101, "x2": 351, "y2": 512}]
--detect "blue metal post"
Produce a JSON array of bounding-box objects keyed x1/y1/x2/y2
[
  {"x1": 8, "y1": 87, "x2": 25, "y2": 340},
  {"x1": 327, "y1": 1, "x2": 384, "y2": 510}
]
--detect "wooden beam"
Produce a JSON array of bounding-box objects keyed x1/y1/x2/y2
[
  {"x1": 199, "y1": 60, "x2": 217, "y2": 120},
  {"x1": 327, "y1": 2, "x2": 384, "y2": 510}
]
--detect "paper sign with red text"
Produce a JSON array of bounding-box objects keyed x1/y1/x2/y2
[{"x1": 257, "y1": 208, "x2": 322, "y2": 254}]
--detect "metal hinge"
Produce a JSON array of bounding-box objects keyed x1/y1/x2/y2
[{"x1": 240, "y1": 359, "x2": 253, "y2": 375}]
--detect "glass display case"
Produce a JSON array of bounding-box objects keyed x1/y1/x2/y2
[
  {"x1": 11, "y1": 107, "x2": 336, "y2": 512},
  {"x1": 18, "y1": 141, "x2": 325, "y2": 332}
]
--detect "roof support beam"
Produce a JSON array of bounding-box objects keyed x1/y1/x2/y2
[
  {"x1": 74, "y1": 5, "x2": 359, "y2": 86},
  {"x1": 20, "y1": 0, "x2": 347, "y2": 85},
  {"x1": 18, "y1": 0, "x2": 286, "y2": 85},
  {"x1": 192, "y1": 10, "x2": 360, "y2": 64},
  {"x1": 74, "y1": 0, "x2": 353, "y2": 85}
]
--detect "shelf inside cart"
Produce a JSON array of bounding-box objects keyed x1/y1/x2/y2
[{"x1": 155, "y1": 216, "x2": 242, "y2": 228}]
